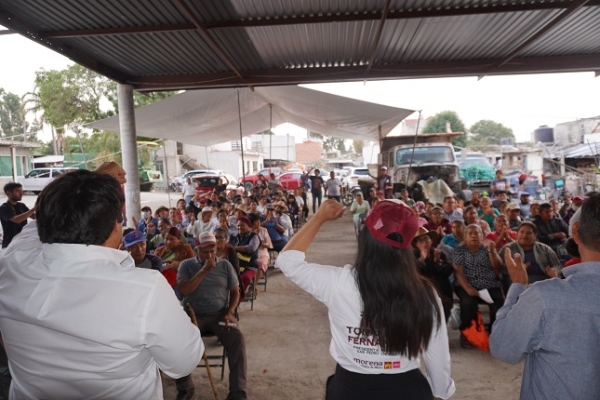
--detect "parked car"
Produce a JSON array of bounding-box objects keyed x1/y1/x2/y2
[
  {"x1": 176, "y1": 169, "x2": 227, "y2": 185},
  {"x1": 19, "y1": 167, "x2": 78, "y2": 194},
  {"x1": 191, "y1": 174, "x2": 238, "y2": 198},
  {"x1": 344, "y1": 167, "x2": 371, "y2": 188},
  {"x1": 278, "y1": 172, "x2": 303, "y2": 191},
  {"x1": 240, "y1": 167, "x2": 283, "y2": 185}
]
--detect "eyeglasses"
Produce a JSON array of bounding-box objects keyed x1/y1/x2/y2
[{"x1": 215, "y1": 236, "x2": 226, "y2": 240}]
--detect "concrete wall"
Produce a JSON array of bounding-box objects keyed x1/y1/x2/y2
[
  {"x1": 181, "y1": 143, "x2": 263, "y2": 178},
  {"x1": 553, "y1": 118, "x2": 600, "y2": 146},
  {"x1": 251, "y1": 134, "x2": 295, "y2": 162}
]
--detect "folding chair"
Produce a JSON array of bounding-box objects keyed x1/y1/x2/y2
[{"x1": 185, "y1": 304, "x2": 226, "y2": 400}]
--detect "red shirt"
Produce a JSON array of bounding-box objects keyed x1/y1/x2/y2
[
  {"x1": 486, "y1": 230, "x2": 517, "y2": 250},
  {"x1": 564, "y1": 257, "x2": 581, "y2": 268},
  {"x1": 424, "y1": 219, "x2": 452, "y2": 236}
]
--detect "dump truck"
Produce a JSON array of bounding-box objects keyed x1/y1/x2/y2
[{"x1": 367, "y1": 132, "x2": 465, "y2": 202}]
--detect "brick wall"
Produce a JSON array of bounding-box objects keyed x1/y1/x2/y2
[{"x1": 295, "y1": 140, "x2": 323, "y2": 163}]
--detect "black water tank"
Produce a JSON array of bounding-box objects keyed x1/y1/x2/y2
[{"x1": 533, "y1": 125, "x2": 554, "y2": 143}]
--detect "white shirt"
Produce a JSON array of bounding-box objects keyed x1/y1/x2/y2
[
  {"x1": 183, "y1": 181, "x2": 197, "y2": 196},
  {"x1": 295, "y1": 196, "x2": 305, "y2": 208},
  {"x1": 276, "y1": 250, "x2": 455, "y2": 399},
  {"x1": 325, "y1": 178, "x2": 342, "y2": 196},
  {"x1": 279, "y1": 213, "x2": 294, "y2": 237},
  {"x1": 0, "y1": 223, "x2": 203, "y2": 400},
  {"x1": 187, "y1": 218, "x2": 215, "y2": 238}
]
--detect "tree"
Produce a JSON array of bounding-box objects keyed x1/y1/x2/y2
[
  {"x1": 352, "y1": 139, "x2": 364, "y2": 154},
  {"x1": 0, "y1": 88, "x2": 25, "y2": 138},
  {"x1": 422, "y1": 110, "x2": 467, "y2": 148},
  {"x1": 323, "y1": 137, "x2": 346, "y2": 153},
  {"x1": 469, "y1": 120, "x2": 515, "y2": 148}
]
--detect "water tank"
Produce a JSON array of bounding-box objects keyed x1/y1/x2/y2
[{"x1": 533, "y1": 125, "x2": 554, "y2": 143}]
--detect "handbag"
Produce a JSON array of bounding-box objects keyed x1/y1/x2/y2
[{"x1": 461, "y1": 311, "x2": 489, "y2": 351}]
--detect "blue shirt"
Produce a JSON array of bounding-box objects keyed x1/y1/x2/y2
[
  {"x1": 490, "y1": 262, "x2": 600, "y2": 400},
  {"x1": 441, "y1": 233, "x2": 460, "y2": 248},
  {"x1": 261, "y1": 216, "x2": 283, "y2": 241}
]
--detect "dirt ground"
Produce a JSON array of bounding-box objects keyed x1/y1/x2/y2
[{"x1": 16, "y1": 192, "x2": 524, "y2": 400}]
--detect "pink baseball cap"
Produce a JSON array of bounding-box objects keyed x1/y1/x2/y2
[{"x1": 364, "y1": 199, "x2": 419, "y2": 249}]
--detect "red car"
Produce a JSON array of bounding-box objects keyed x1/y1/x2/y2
[
  {"x1": 191, "y1": 174, "x2": 235, "y2": 198},
  {"x1": 278, "y1": 172, "x2": 303, "y2": 191},
  {"x1": 239, "y1": 167, "x2": 282, "y2": 185}
]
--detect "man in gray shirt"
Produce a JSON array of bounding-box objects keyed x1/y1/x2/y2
[
  {"x1": 490, "y1": 193, "x2": 600, "y2": 399},
  {"x1": 175, "y1": 232, "x2": 247, "y2": 400}
]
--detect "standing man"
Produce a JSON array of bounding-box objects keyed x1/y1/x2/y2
[
  {"x1": 490, "y1": 193, "x2": 600, "y2": 399},
  {"x1": 0, "y1": 170, "x2": 202, "y2": 399},
  {"x1": 309, "y1": 169, "x2": 325, "y2": 214},
  {"x1": 0, "y1": 182, "x2": 35, "y2": 249},
  {"x1": 176, "y1": 233, "x2": 248, "y2": 400},
  {"x1": 267, "y1": 172, "x2": 281, "y2": 195},
  {"x1": 325, "y1": 170, "x2": 343, "y2": 202},
  {"x1": 182, "y1": 177, "x2": 197, "y2": 206},
  {"x1": 375, "y1": 165, "x2": 393, "y2": 199}
]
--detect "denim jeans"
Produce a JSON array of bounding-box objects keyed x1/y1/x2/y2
[{"x1": 312, "y1": 190, "x2": 322, "y2": 214}]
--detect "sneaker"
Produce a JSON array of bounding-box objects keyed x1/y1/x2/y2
[
  {"x1": 175, "y1": 388, "x2": 195, "y2": 400},
  {"x1": 226, "y1": 391, "x2": 248, "y2": 400}
]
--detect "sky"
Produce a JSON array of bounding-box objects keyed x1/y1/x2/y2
[{"x1": 2, "y1": 25, "x2": 600, "y2": 144}]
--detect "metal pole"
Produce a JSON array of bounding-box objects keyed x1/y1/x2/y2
[
  {"x1": 162, "y1": 142, "x2": 172, "y2": 207},
  {"x1": 406, "y1": 110, "x2": 423, "y2": 186},
  {"x1": 75, "y1": 126, "x2": 88, "y2": 168},
  {"x1": 269, "y1": 104, "x2": 273, "y2": 164},
  {"x1": 10, "y1": 146, "x2": 17, "y2": 182},
  {"x1": 237, "y1": 89, "x2": 246, "y2": 179},
  {"x1": 117, "y1": 84, "x2": 141, "y2": 224}
]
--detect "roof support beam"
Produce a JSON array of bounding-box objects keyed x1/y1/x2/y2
[
  {"x1": 131, "y1": 54, "x2": 600, "y2": 91},
  {"x1": 496, "y1": 0, "x2": 591, "y2": 68},
  {"x1": 38, "y1": 0, "x2": 600, "y2": 39},
  {"x1": 173, "y1": 0, "x2": 244, "y2": 79},
  {"x1": 365, "y1": 0, "x2": 392, "y2": 74}
]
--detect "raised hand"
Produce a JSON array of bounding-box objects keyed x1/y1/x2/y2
[{"x1": 504, "y1": 248, "x2": 528, "y2": 286}]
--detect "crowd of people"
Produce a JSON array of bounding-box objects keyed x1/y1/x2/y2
[{"x1": 0, "y1": 163, "x2": 599, "y2": 400}]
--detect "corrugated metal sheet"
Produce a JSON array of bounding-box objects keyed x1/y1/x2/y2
[
  {"x1": 1, "y1": 0, "x2": 600, "y2": 89},
  {"x1": 521, "y1": 6, "x2": 600, "y2": 56},
  {"x1": 564, "y1": 143, "x2": 600, "y2": 158},
  {"x1": 377, "y1": 10, "x2": 561, "y2": 63}
]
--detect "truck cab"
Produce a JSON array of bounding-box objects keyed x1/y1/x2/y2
[{"x1": 375, "y1": 133, "x2": 464, "y2": 201}]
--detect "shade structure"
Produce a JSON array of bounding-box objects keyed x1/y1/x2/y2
[{"x1": 88, "y1": 85, "x2": 414, "y2": 146}]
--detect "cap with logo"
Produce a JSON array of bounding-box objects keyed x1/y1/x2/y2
[
  {"x1": 364, "y1": 199, "x2": 419, "y2": 249},
  {"x1": 123, "y1": 230, "x2": 146, "y2": 248},
  {"x1": 196, "y1": 232, "x2": 217, "y2": 247}
]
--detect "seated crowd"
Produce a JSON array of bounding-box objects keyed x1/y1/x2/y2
[{"x1": 392, "y1": 185, "x2": 583, "y2": 349}]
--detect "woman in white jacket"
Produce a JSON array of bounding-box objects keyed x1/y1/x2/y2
[{"x1": 276, "y1": 199, "x2": 455, "y2": 400}]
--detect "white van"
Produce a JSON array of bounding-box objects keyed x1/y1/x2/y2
[{"x1": 19, "y1": 167, "x2": 78, "y2": 194}]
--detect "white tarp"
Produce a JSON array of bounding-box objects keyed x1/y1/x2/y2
[{"x1": 88, "y1": 86, "x2": 414, "y2": 146}]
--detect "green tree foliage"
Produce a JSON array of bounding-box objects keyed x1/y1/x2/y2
[
  {"x1": 422, "y1": 110, "x2": 467, "y2": 148},
  {"x1": 352, "y1": 140, "x2": 364, "y2": 154},
  {"x1": 469, "y1": 119, "x2": 515, "y2": 148},
  {"x1": 0, "y1": 88, "x2": 25, "y2": 138},
  {"x1": 323, "y1": 137, "x2": 346, "y2": 153}
]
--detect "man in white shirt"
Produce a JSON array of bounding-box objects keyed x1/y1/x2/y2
[
  {"x1": 0, "y1": 170, "x2": 203, "y2": 400},
  {"x1": 182, "y1": 177, "x2": 197, "y2": 206},
  {"x1": 186, "y1": 206, "x2": 215, "y2": 238},
  {"x1": 325, "y1": 171, "x2": 343, "y2": 202}
]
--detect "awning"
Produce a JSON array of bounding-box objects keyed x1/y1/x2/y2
[
  {"x1": 563, "y1": 143, "x2": 600, "y2": 158},
  {"x1": 88, "y1": 86, "x2": 414, "y2": 146}
]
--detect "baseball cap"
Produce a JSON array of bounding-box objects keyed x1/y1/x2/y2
[
  {"x1": 123, "y1": 230, "x2": 146, "y2": 248},
  {"x1": 201, "y1": 206, "x2": 212, "y2": 214},
  {"x1": 196, "y1": 232, "x2": 217, "y2": 247},
  {"x1": 380, "y1": 166, "x2": 388, "y2": 170},
  {"x1": 266, "y1": 203, "x2": 275, "y2": 210},
  {"x1": 355, "y1": 192, "x2": 363, "y2": 197},
  {"x1": 376, "y1": 190, "x2": 384, "y2": 196},
  {"x1": 237, "y1": 215, "x2": 252, "y2": 226},
  {"x1": 364, "y1": 199, "x2": 419, "y2": 249},
  {"x1": 519, "y1": 192, "x2": 530, "y2": 197},
  {"x1": 507, "y1": 203, "x2": 521, "y2": 211},
  {"x1": 573, "y1": 196, "x2": 586, "y2": 203}
]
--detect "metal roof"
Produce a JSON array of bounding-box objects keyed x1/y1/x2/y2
[{"x1": 1, "y1": 0, "x2": 600, "y2": 91}]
